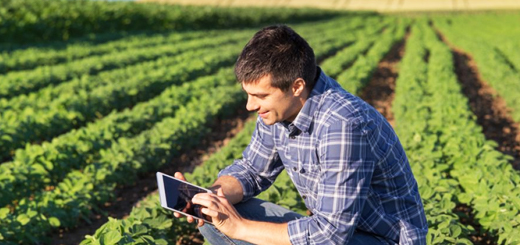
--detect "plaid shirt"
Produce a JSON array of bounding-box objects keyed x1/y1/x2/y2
[{"x1": 219, "y1": 68, "x2": 428, "y2": 244}]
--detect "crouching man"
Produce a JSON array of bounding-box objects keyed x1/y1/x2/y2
[{"x1": 174, "y1": 24, "x2": 428, "y2": 245}]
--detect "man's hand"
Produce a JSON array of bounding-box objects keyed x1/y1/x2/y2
[
  {"x1": 192, "y1": 188, "x2": 246, "y2": 240},
  {"x1": 172, "y1": 172, "x2": 205, "y2": 227}
]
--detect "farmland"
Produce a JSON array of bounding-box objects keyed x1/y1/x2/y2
[{"x1": 1, "y1": 0, "x2": 520, "y2": 244}]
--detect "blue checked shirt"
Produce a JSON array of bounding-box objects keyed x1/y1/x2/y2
[{"x1": 219, "y1": 68, "x2": 428, "y2": 244}]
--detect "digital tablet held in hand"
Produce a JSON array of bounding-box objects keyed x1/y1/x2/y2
[{"x1": 156, "y1": 172, "x2": 212, "y2": 223}]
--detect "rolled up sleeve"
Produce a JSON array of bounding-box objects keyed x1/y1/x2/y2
[
  {"x1": 218, "y1": 116, "x2": 284, "y2": 201},
  {"x1": 287, "y1": 119, "x2": 375, "y2": 244}
]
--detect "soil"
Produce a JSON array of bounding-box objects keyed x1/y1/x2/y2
[
  {"x1": 454, "y1": 204, "x2": 494, "y2": 245},
  {"x1": 50, "y1": 107, "x2": 252, "y2": 245},
  {"x1": 358, "y1": 35, "x2": 406, "y2": 125},
  {"x1": 435, "y1": 31, "x2": 520, "y2": 171}
]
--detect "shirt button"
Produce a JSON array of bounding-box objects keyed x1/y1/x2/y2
[
  {"x1": 293, "y1": 167, "x2": 298, "y2": 171},
  {"x1": 302, "y1": 195, "x2": 307, "y2": 199}
]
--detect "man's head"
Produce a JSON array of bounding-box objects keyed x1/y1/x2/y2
[{"x1": 235, "y1": 25, "x2": 317, "y2": 125}]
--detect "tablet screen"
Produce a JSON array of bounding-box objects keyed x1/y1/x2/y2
[{"x1": 162, "y1": 175, "x2": 209, "y2": 220}]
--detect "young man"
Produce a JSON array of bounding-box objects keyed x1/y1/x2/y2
[{"x1": 174, "y1": 24, "x2": 428, "y2": 244}]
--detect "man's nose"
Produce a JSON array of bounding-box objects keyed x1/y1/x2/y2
[{"x1": 246, "y1": 96, "x2": 259, "y2": 111}]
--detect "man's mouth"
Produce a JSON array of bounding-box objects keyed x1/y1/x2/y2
[{"x1": 259, "y1": 111, "x2": 269, "y2": 118}]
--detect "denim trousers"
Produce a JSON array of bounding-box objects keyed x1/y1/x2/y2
[{"x1": 198, "y1": 198, "x2": 390, "y2": 245}]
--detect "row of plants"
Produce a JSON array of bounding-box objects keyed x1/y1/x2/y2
[
  {"x1": 0, "y1": 31, "x2": 251, "y2": 100},
  {"x1": 0, "y1": 67, "x2": 238, "y2": 208},
  {"x1": 437, "y1": 13, "x2": 520, "y2": 71},
  {"x1": 0, "y1": 43, "x2": 240, "y2": 188},
  {"x1": 335, "y1": 18, "x2": 408, "y2": 94},
  {"x1": 433, "y1": 16, "x2": 520, "y2": 122},
  {"x1": 320, "y1": 37, "x2": 375, "y2": 79},
  {"x1": 307, "y1": 16, "x2": 384, "y2": 61},
  {"x1": 421, "y1": 21, "x2": 520, "y2": 244},
  {"x1": 394, "y1": 20, "x2": 520, "y2": 244},
  {"x1": 0, "y1": 28, "x2": 213, "y2": 74},
  {"x1": 0, "y1": 71, "x2": 246, "y2": 244},
  {"x1": 78, "y1": 19, "x2": 405, "y2": 244},
  {"x1": 0, "y1": 0, "x2": 343, "y2": 44},
  {"x1": 0, "y1": 42, "x2": 243, "y2": 162},
  {"x1": 318, "y1": 18, "x2": 394, "y2": 79},
  {"x1": 392, "y1": 21, "x2": 475, "y2": 245}
]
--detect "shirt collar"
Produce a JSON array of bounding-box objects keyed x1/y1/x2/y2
[{"x1": 285, "y1": 66, "x2": 335, "y2": 133}]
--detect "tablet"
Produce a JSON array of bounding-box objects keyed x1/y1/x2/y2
[{"x1": 156, "y1": 172, "x2": 213, "y2": 223}]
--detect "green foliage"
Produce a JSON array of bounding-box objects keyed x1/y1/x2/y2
[
  {"x1": 0, "y1": 75, "x2": 246, "y2": 244},
  {"x1": 0, "y1": 67, "x2": 237, "y2": 208},
  {"x1": 0, "y1": 0, "x2": 342, "y2": 44},
  {"x1": 394, "y1": 19, "x2": 520, "y2": 245},
  {"x1": 336, "y1": 18, "x2": 409, "y2": 94},
  {"x1": 392, "y1": 21, "x2": 476, "y2": 244},
  {"x1": 0, "y1": 35, "x2": 246, "y2": 162},
  {"x1": 433, "y1": 14, "x2": 520, "y2": 123}
]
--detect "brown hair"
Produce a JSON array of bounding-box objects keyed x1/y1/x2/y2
[{"x1": 235, "y1": 24, "x2": 316, "y2": 91}]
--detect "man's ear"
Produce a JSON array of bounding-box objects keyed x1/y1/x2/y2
[{"x1": 292, "y1": 78, "x2": 306, "y2": 96}]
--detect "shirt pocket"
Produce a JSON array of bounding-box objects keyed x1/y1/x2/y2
[{"x1": 298, "y1": 148, "x2": 321, "y2": 193}]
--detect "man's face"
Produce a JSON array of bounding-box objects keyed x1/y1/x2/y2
[{"x1": 242, "y1": 74, "x2": 303, "y2": 125}]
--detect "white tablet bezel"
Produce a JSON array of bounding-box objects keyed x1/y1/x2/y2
[{"x1": 156, "y1": 172, "x2": 213, "y2": 223}]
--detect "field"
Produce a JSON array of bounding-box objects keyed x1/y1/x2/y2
[
  {"x1": 139, "y1": 0, "x2": 520, "y2": 11},
  {"x1": 1, "y1": 0, "x2": 520, "y2": 244}
]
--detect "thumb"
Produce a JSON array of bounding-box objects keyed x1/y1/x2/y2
[{"x1": 174, "y1": 172, "x2": 186, "y2": 181}]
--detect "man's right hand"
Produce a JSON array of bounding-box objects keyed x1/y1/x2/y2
[{"x1": 172, "y1": 172, "x2": 205, "y2": 227}]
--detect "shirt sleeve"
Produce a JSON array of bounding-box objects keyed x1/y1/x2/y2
[
  {"x1": 287, "y1": 119, "x2": 375, "y2": 245},
  {"x1": 218, "y1": 116, "x2": 285, "y2": 202}
]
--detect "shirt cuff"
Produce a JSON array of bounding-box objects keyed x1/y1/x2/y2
[{"x1": 287, "y1": 217, "x2": 310, "y2": 245}]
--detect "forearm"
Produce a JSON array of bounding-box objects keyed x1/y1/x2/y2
[
  {"x1": 236, "y1": 220, "x2": 291, "y2": 245},
  {"x1": 210, "y1": 175, "x2": 243, "y2": 205}
]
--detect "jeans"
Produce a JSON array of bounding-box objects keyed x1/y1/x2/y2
[{"x1": 198, "y1": 198, "x2": 391, "y2": 245}]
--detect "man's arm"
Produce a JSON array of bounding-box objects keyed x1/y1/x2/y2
[{"x1": 210, "y1": 175, "x2": 243, "y2": 205}]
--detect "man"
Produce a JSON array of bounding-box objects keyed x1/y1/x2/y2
[{"x1": 174, "y1": 24, "x2": 428, "y2": 244}]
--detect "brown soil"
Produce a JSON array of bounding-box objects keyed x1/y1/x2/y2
[
  {"x1": 435, "y1": 31, "x2": 520, "y2": 171},
  {"x1": 50, "y1": 108, "x2": 252, "y2": 245},
  {"x1": 358, "y1": 35, "x2": 406, "y2": 126},
  {"x1": 454, "y1": 204, "x2": 494, "y2": 245}
]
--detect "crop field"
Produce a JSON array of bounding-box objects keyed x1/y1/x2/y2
[
  {"x1": 139, "y1": 0, "x2": 520, "y2": 11},
  {"x1": 0, "y1": 0, "x2": 520, "y2": 244}
]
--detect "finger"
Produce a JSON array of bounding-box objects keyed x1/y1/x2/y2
[
  {"x1": 187, "y1": 215, "x2": 195, "y2": 223},
  {"x1": 174, "y1": 212, "x2": 182, "y2": 218},
  {"x1": 217, "y1": 188, "x2": 225, "y2": 197},
  {"x1": 192, "y1": 194, "x2": 221, "y2": 209},
  {"x1": 174, "y1": 172, "x2": 186, "y2": 181},
  {"x1": 201, "y1": 207, "x2": 219, "y2": 218},
  {"x1": 197, "y1": 218, "x2": 204, "y2": 227}
]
